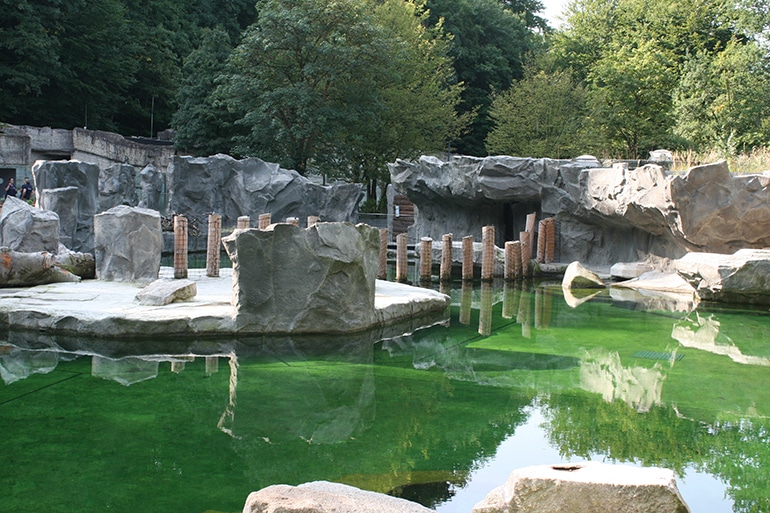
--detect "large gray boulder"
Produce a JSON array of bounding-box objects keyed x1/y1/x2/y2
[
  {"x1": 222, "y1": 222, "x2": 380, "y2": 333},
  {"x1": 472, "y1": 462, "x2": 690, "y2": 513},
  {"x1": 243, "y1": 481, "x2": 437, "y2": 513},
  {"x1": 33, "y1": 160, "x2": 100, "y2": 253},
  {"x1": 0, "y1": 196, "x2": 60, "y2": 253},
  {"x1": 94, "y1": 205, "x2": 162, "y2": 282},
  {"x1": 389, "y1": 156, "x2": 770, "y2": 265},
  {"x1": 675, "y1": 249, "x2": 770, "y2": 304},
  {"x1": 168, "y1": 154, "x2": 363, "y2": 227},
  {"x1": 99, "y1": 163, "x2": 137, "y2": 211}
]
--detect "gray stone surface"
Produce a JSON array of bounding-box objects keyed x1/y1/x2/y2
[
  {"x1": 389, "y1": 156, "x2": 770, "y2": 265},
  {"x1": 94, "y1": 205, "x2": 162, "y2": 283},
  {"x1": 0, "y1": 196, "x2": 60, "y2": 253},
  {"x1": 99, "y1": 163, "x2": 137, "y2": 211},
  {"x1": 33, "y1": 160, "x2": 100, "y2": 253},
  {"x1": 675, "y1": 249, "x2": 770, "y2": 304},
  {"x1": 135, "y1": 278, "x2": 197, "y2": 306},
  {"x1": 243, "y1": 481, "x2": 437, "y2": 513},
  {"x1": 222, "y1": 222, "x2": 381, "y2": 333},
  {"x1": 137, "y1": 164, "x2": 164, "y2": 211},
  {"x1": 472, "y1": 462, "x2": 690, "y2": 513},
  {"x1": 168, "y1": 154, "x2": 363, "y2": 228},
  {"x1": 562, "y1": 261, "x2": 605, "y2": 289},
  {"x1": 610, "y1": 262, "x2": 655, "y2": 279}
]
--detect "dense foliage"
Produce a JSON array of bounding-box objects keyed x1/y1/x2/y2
[{"x1": 4, "y1": 0, "x2": 769, "y2": 184}]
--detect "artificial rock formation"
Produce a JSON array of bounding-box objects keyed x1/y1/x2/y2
[
  {"x1": 0, "y1": 247, "x2": 81, "y2": 287},
  {"x1": 222, "y1": 222, "x2": 380, "y2": 334},
  {"x1": 135, "y1": 278, "x2": 197, "y2": 306},
  {"x1": 472, "y1": 462, "x2": 690, "y2": 513},
  {"x1": 94, "y1": 205, "x2": 162, "y2": 282},
  {"x1": 98, "y1": 163, "x2": 137, "y2": 211},
  {"x1": 0, "y1": 196, "x2": 60, "y2": 253},
  {"x1": 168, "y1": 154, "x2": 363, "y2": 228},
  {"x1": 390, "y1": 156, "x2": 770, "y2": 265},
  {"x1": 675, "y1": 249, "x2": 770, "y2": 304},
  {"x1": 562, "y1": 261, "x2": 605, "y2": 289},
  {"x1": 243, "y1": 481, "x2": 437, "y2": 513},
  {"x1": 33, "y1": 160, "x2": 100, "y2": 253}
]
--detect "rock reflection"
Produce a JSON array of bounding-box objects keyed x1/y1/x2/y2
[{"x1": 672, "y1": 312, "x2": 770, "y2": 366}]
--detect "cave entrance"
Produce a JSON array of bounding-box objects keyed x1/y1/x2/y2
[{"x1": 502, "y1": 201, "x2": 541, "y2": 242}]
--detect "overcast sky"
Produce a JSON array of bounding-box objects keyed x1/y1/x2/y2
[{"x1": 541, "y1": 0, "x2": 569, "y2": 28}]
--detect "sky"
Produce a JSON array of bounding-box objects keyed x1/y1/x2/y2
[{"x1": 540, "y1": 0, "x2": 569, "y2": 28}]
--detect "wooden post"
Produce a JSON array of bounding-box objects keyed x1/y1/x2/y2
[
  {"x1": 206, "y1": 213, "x2": 222, "y2": 278},
  {"x1": 307, "y1": 215, "x2": 320, "y2": 227},
  {"x1": 236, "y1": 216, "x2": 250, "y2": 230},
  {"x1": 504, "y1": 241, "x2": 516, "y2": 280},
  {"x1": 545, "y1": 217, "x2": 555, "y2": 264},
  {"x1": 396, "y1": 232, "x2": 408, "y2": 283},
  {"x1": 520, "y1": 231, "x2": 531, "y2": 277},
  {"x1": 377, "y1": 228, "x2": 388, "y2": 280},
  {"x1": 479, "y1": 281, "x2": 493, "y2": 336},
  {"x1": 173, "y1": 214, "x2": 188, "y2": 279},
  {"x1": 419, "y1": 237, "x2": 433, "y2": 283},
  {"x1": 481, "y1": 225, "x2": 495, "y2": 281},
  {"x1": 525, "y1": 212, "x2": 537, "y2": 233},
  {"x1": 536, "y1": 219, "x2": 547, "y2": 263},
  {"x1": 258, "y1": 213, "x2": 271, "y2": 229},
  {"x1": 440, "y1": 233, "x2": 453, "y2": 282},
  {"x1": 462, "y1": 235, "x2": 474, "y2": 281}
]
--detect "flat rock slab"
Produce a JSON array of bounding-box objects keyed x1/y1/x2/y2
[
  {"x1": 562, "y1": 261, "x2": 605, "y2": 289},
  {"x1": 472, "y1": 462, "x2": 690, "y2": 513},
  {"x1": 675, "y1": 248, "x2": 770, "y2": 304},
  {"x1": 135, "y1": 278, "x2": 197, "y2": 306},
  {"x1": 0, "y1": 268, "x2": 449, "y2": 338},
  {"x1": 243, "y1": 481, "x2": 437, "y2": 513}
]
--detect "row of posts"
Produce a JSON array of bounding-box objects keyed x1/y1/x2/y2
[
  {"x1": 172, "y1": 212, "x2": 322, "y2": 279},
  {"x1": 384, "y1": 213, "x2": 556, "y2": 283}
]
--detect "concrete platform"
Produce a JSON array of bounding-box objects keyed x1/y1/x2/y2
[{"x1": 0, "y1": 268, "x2": 450, "y2": 340}]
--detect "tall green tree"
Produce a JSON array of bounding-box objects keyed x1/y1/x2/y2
[
  {"x1": 486, "y1": 67, "x2": 587, "y2": 158},
  {"x1": 219, "y1": 0, "x2": 465, "y2": 183},
  {"x1": 425, "y1": 0, "x2": 539, "y2": 155}
]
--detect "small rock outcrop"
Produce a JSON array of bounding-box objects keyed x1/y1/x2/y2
[
  {"x1": 222, "y1": 222, "x2": 380, "y2": 334},
  {"x1": 135, "y1": 279, "x2": 197, "y2": 306},
  {"x1": 472, "y1": 462, "x2": 690, "y2": 513},
  {"x1": 0, "y1": 247, "x2": 81, "y2": 286},
  {"x1": 0, "y1": 196, "x2": 60, "y2": 253},
  {"x1": 675, "y1": 249, "x2": 770, "y2": 304},
  {"x1": 94, "y1": 205, "x2": 162, "y2": 282},
  {"x1": 243, "y1": 481, "x2": 437, "y2": 513},
  {"x1": 562, "y1": 261, "x2": 605, "y2": 289},
  {"x1": 98, "y1": 163, "x2": 137, "y2": 211}
]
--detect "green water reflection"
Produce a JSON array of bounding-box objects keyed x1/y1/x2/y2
[{"x1": 1, "y1": 281, "x2": 769, "y2": 513}]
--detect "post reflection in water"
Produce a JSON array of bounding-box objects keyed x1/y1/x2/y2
[
  {"x1": 459, "y1": 280, "x2": 473, "y2": 325},
  {"x1": 502, "y1": 281, "x2": 521, "y2": 320},
  {"x1": 478, "y1": 282, "x2": 493, "y2": 336}
]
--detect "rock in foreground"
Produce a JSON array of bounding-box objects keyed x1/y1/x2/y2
[
  {"x1": 472, "y1": 462, "x2": 690, "y2": 513},
  {"x1": 675, "y1": 249, "x2": 770, "y2": 304}
]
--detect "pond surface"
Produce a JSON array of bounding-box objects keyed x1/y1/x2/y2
[{"x1": 2, "y1": 280, "x2": 769, "y2": 513}]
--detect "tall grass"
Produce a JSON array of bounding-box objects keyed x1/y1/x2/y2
[{"x1": 670, "y1": 147, "x2": 770, "y2": 174}]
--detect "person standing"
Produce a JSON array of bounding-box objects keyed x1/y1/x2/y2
[
  {"x1": 4, "y1": 178, "x2": 17, "y2": 199},
  {"x1": 19, "y1": 177, "x2": 34, "y2": 201}
]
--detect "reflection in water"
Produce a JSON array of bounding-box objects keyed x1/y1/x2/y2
[
  {"x1": 579, "y1": 349, "x2": 666, "y2": 413},
  {"x1": 2, "y1": 282, "x2": 770, "y2": 513},
  {"x1": 672, "y1": 313, "x2": 770, "y2": 366}
]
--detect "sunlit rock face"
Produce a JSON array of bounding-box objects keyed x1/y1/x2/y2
[
  {"x1": 390, "y1": 156, "x2": 770, "y2": 265},
  {"x1": 168, "y1": 154, "x2": 364, "y2": 228},
  {"x1": 222, "y1": 222, "x2": 380, "y2": 334},
  {"x1": 94, "y1": 205, "x2": 162, "y2": 283},
  {"x1": 675, "y1": 249, "x2": 770, "y2": 305},
  {"x1": 0, "y1": 196, "x2": 60, "y2": 253}
]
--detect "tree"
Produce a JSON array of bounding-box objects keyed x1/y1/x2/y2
[
  {"x1": 220, "y1": 0, "x2": 465, "y2": 184},
  {"x1": 486, "y1": 67, "x2": 587, "y2": 158},
  {"x1": 172, "y1": 27, "x2": 242, "y2": 156},
  {"x1": 674, "y1": 40, "x2": 770, "y2": 155},
  {"x1": 425, "y1": 0, "x2": 539, "y2": 155}
]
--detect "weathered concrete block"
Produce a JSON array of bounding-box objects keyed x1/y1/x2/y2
[
  {"x1": 222, "y1": 222, "x2": 380, "y2": 334},
  {"x1": 0, "y1": 196, "x2": 60, "y2": 253},
  {"x1": 472, "y1": 462, "x2": 690, "y2": 513},
  {"x1": 135, "y1": 278, "x2": 197, "y2": 306},
  {"x1": 243, "y1": 481, "x2": 437, "y2": 513},
  {"x1": 94, "y1": 205, "x2": 162, "y2": 282}
]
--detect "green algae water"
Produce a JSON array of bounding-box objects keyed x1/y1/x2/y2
[{"x1": 2, "y1": 281, "x2": 769, "y2": 513}]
